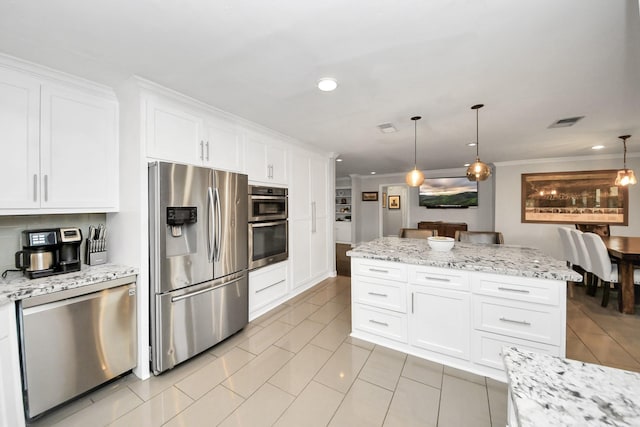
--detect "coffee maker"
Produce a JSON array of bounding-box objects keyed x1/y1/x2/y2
[{"x1": 15, "y1": 228, "x2": 83, "y2": 279}]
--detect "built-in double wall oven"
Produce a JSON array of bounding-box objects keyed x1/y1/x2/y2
[{"x1": 248, "y1": 185, "x2": 288, "y2": 270}]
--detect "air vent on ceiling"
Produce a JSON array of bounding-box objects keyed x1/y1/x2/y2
[
  {"x1": 377, "y1": 123, "x2": 397, "y2": 133},
  {"x1": 548, "y1": 116, "x2": 585, "y2": 128}
]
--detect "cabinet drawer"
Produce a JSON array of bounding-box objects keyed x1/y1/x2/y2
[
  {"x1": 473, "y1": 296, "x2": 561, "y2": 345},
  {"x1": 353, "y1": 259, "x2": 407, "y2": 282},
  {"x1": 472, "y1": 273, "x2": 560, "y2": 305},
  {"x1": 352, "y1": 304, "x2": 408, "y2": 343},
  {"x1": 249, "y1": 262, "x2": 288, "y2": 311},
  {"x1": 409, "y1": 266, "x2": 470, "y2": 291},
  {"x1": 353, "y1": 276, "x2": 406, "y2": 313},
  {"x1": 473, "y1": 331, "x2": 561, "y2": 371}
]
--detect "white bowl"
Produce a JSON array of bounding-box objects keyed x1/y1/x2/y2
[{"x1": 427, "y1": 236, "x2": 455, "y2": 252}]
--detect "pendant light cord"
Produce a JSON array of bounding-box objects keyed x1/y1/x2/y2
[
  {"x1": 414, "y1": 119, "x2": 418, "y2": 168},
  {"x1": 476, "y1": 108, "x2": 480, "y2": 158},
  {"x1": 620, "y1": 135, "x2": 631, "y2": 170}
]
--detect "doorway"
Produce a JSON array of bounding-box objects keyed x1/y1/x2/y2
[{"x1": 381, "y1": 184, "x2": 409, "y2": 236}]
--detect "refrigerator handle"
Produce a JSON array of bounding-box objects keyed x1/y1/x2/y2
[
  {"x1": 207, "y1": 187, "x2": 215, "y2": 262},
  {"x1": 214, "y1": 188, "x2": 222, "y2": 262}
]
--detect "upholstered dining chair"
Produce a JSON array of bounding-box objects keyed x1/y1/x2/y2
[
  {"x1": 454, "y1": 230, "x2": 504, "y2": 244},
  {"x1": 575, "y1": 223, "x2": 611, "y2": 237},
  {"x1": 569, "y1": 228, "x2": 596, "y2": 296},
  {"x1": 557, "y1": 227, "x2": 579, "y2": 298},
  {"x1": 400, "y1": 228, "x2": 437, "y2": 239},
  {"x1": 582, "y1": 232, "x2": 640, "y2": 308}
]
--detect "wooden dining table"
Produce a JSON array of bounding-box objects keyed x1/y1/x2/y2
[{"x1": 601, "y1": 236, "x2": 640, "y2": 314}]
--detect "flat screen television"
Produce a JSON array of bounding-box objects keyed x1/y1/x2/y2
[{"x1": 419, "y1": 177, "x2": 478, "y2": 208}]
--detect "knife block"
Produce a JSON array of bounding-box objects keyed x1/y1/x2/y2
[{"x1": 86, "y1": 238, "x2": 107, "y2": 265}]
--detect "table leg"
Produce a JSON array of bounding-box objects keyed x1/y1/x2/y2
[{"x1": 618, "y1": 260, "x2": 635, "y2": 314}]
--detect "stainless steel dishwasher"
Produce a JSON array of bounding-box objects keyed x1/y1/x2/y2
[{"x1": 17, "y1": 276, "x2": 137, "y2": 420}]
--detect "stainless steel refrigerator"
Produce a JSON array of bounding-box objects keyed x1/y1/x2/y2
[{"x1": 149, "y1": 161, "x2": 248, "y2": 374}]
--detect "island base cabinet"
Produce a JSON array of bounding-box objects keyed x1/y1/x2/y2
[
  {"x1": 352, "y1": 304, "x2": 407, "y2": 344},
  {"x1": 409, "y1": 286, "x2": 470, "y2": 361},
  {"x1": 473, "y1": 331, "x2": 559, "y2": 372}
]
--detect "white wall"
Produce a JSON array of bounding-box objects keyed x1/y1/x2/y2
[
  {"x1": 494, "y1": 155, "x2": 640, "y2": 260},
  {"x1": 382, "y1": 185, "x2": 407, "y2": 236},
  {"x1": 354, "y1": 168, "x2": 495, "y2": 244}
]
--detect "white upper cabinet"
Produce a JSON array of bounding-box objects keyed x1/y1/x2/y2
[
  {"x1": 145, "y1": 96, "x2": 204, "y2": 165},
  {"x1": 244, "y1": 133, "x2": 287, "y2": 185},
  {"x1": 40, "y1": 84, "x2": 118, "y2": 210},
  {"x1": 203, "y1": 118, "x2": 243, "y2": 172},
  {"x1": 0, "y1": 68, "x2": 40, "y2": 210},
  {"x1": 0, "y1": 64, "x2": 119, "y2": 214}
]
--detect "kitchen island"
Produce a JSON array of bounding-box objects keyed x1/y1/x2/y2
[
  {"x1": 503, "y1": 347, "x2": 640, "y2": 426},
  {"x1": 347, "y1": 237, "x2": 581, "y2": 381}
]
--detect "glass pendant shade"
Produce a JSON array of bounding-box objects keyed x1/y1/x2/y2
[
  {"x1": 406, "y1": 116, "x2": 425, "y2": 187},
  {"x1": 615, "y1": 169, "x2": 637, "y2": 186},
  {"x1": 615, "y1": 135, "x2": 637, "y2": 186},
  {"x1": 466, "y1": 104, "x2": 491, "y2": 181},
  {"x1": 466, "y1": 158, "x2": 492, "y2": 181},
  {"x1": 406, "y1": 167, "x2": 425, "y2": 187}
]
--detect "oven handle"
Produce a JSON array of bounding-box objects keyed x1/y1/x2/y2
[
  {"x1": 250, "y1": 195, "x2": 286, "y2": 200},
  {"x1": 207, "y1": 187, "x2": 215, "y2": 262},
  {"x1": 249, "y1": 220, "x2": 287, "y2": 228}
]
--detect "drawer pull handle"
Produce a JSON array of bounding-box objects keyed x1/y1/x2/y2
[
  {"x1": 499, "y1": 317, "x2": 531, "y2": 326},
  {"x1": 497, "y1": 287, "x2": 530, "y2": 294},
  {"x1": 368, "y1": 292, "x2": 388, "y2": 297},
  {"x1": 256, "y1": 279, "x2": 286, "y2": 293},
  {"x1": 369, "y1": 319, "x2": 389, "y2": 327},
  {"x1": 369, "y1": 268, "x2": 389, "y2": 273},
  {"x1": 424, "y1": 276, "x2": 450, "y2": 282}
]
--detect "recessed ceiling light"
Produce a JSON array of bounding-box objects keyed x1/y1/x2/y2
[
  {"x1": 464, "y1": 163, "x2": 471, "y2": 167},
  {"x1": 591, "y1": 145, "x2": 605, "y2": 150},
  {"x1": 317, "y1": 78, "x2": 338, "y2": 92},
  {"x1": 467, "y1": 142, "x2": 477, "y2": 147},
  {"x1": 370, "y1": 171, "x2": 376, "y2": 175},
  {"x1": 336, "y1": 158, "x2": 343, "y2": 162}
]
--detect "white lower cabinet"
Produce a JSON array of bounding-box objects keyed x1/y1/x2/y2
[
  {"x1": 350, "y1": 259, "x2": 566, "y2": 381},
  {"x1": 409, "y1": 285, "x2": 470, "y2": 360},
  {"x1": 248, "y1": 262, "x2": 288, "y2": 320},
  {"x1": 0, "y1": 303, "x2": 25, "y2": 427}
]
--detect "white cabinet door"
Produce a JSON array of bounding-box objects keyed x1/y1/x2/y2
[
  {"x1": 146, "y1": 97, "x2": 203, "y2": 165},
  {"x1": 0, "y1": 304, "x2": 25, "y2": 427},
  {"x1": 309, "y1": 156, "x2": 327, "y2": 217},
  {"x1": 40, "y1": 84, "x2": 118, "y2": 210},
  {"x1": 289, "y1": 151, "x2": 311, "y2": 220},
  {"x1": 409, "y1": 285, "x2": 471, "y2": 361},
  {"x1": 244, "y1": 133, "x2": 287, "y2": 185},
  {"x1": 310, "y1": 217, "x2": 328, "y2": 278},
  {"x1": 267, "y1": 144, "x2": 287, "y2": 184},
  {"x1": 290, "y1": 218, "x2": 311, "y2": 289},
  {"x1": 0, "y1": 69, "x2": 40, "y2": 209},
  {"x1": 204, "y1": 118, "x2": 243, "y2": 172}
]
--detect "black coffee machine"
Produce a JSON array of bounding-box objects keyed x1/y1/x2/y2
[{"x1": 15, "y1": 228, "x2": 83, "y2": 279}]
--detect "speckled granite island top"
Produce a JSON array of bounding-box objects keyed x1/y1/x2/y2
[
  {"x1": 347, "y1": 237, "x2": 581, "y2": 281},
  {"x1": 503, "y1": 347, "x2": 640, "y2": 426},
  {"x1": 0, "y1": 264, "x2": 138, "y2": 306}
]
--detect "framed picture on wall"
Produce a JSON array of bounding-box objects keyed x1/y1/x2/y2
[
  {"x1": 388, "y1": 195, "x2": 400, "y2": 209},
  {"x1": 362, "y1": 191, "x2": 378, "y2": 201},
  {"x1": 521, "y1": 169, "x2": 628, "y2": 224}
]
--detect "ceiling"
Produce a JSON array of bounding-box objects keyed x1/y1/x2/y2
[{"x1": 1, "y1": 0, "x2": 638, "y2": 178}]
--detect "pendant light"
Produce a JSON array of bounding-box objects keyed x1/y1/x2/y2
[
  {"x1": 406, "y1": 116, "x2": 425, "y2": 187},
  {"x1": 466, "y1": 104, "x2": 492, "y2": 181},
  {"x1": 614, "y1": 135, "x2": 637, "y2": 186}
]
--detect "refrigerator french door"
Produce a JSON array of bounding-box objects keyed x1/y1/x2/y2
[{"x1": 149, "y1": 161, "x2": 248, "y2": 374}]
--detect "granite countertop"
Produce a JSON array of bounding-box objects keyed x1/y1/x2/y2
[
  {"x1": 503, "y1": 347, "x2": 640, "y2": 426},
  {"x1": 0, "y1": 264, "x2": 139, "y2": 306},
  {"x1": 347, "y1": 237, "x2": 582, "y2": 281}
]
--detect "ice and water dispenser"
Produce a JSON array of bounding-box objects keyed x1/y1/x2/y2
[{"x1": 165, "y1": 206, "x2": 198, "y2": 256}]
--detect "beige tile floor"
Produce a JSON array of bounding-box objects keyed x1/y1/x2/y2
[{"x1": 28, "y1": 276, "x2": 639, "y2": 427}]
